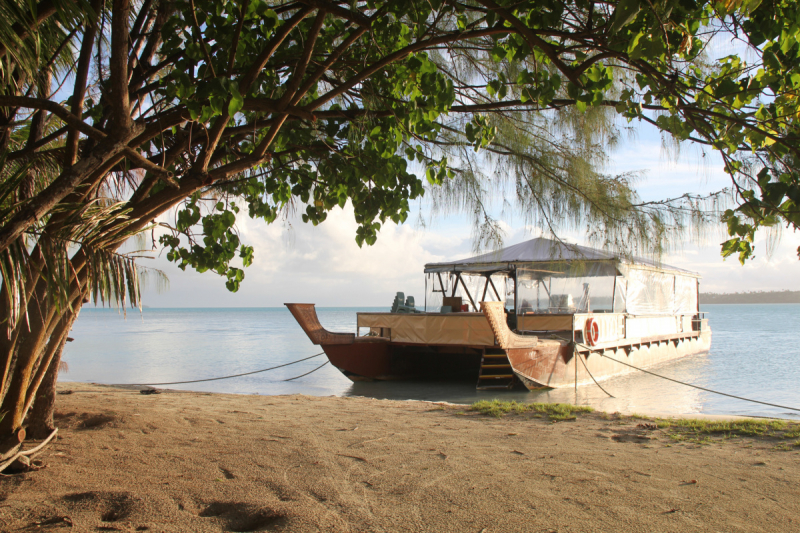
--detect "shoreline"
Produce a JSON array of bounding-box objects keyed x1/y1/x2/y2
[
  {"x1": 64, "y1": 380, "x2": 797, "y2": 422},
  {"x1": 1, "y1": 383, "x2": 798, "y2": 531}
]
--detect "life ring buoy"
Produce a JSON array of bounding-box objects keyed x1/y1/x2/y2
[{"x1": 585, "y1": 318, "x2": 600, "y2": 346}]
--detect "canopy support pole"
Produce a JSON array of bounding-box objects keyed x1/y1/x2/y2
[
  {"x1": 481, "y1": 276, "x2": 490, "y2": 302},
  {"x1": 488, "y1": 276, "x2": 501, "y2": 301},
  {"x1": 456, "y1": 273, "x2": 478, "y2": 311},
  {"x1": 436, "y1": 272, "x2": 446, "y2": 294},
  {"x1": 513, "y1": 268, "x2": 518, "y2": 313},
  {"x1": 612, "y1": 276, "x2": 617, "y2": 313},
  {"x1": 696, "y1": 280, "x2": 700, "y2": 313}
]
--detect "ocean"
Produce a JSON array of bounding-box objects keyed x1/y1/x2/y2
[{"x1": 62, "y1": 304, "x2": 800, "y2": 419}]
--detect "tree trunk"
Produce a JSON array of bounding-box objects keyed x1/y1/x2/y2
[
  {"x1": 25, "y1": 345, "x2": 61, "y2": 439},
  {"x1": 25, "y1": 299, "x2": 82, "y2": 439},
  {"x1": 0, "y1": 281, "x2": 57, "y2": 435},
  {"x1": 0, "y1": 250, "x2": 87, "y2": 437}
]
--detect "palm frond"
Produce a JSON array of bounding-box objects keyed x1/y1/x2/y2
[
  {"x1": 86, "y1": 247, "x2": 144, "y2": 314},
  {"x1": 0, "y1": 0, "x2": 95, "y2": 85},
  {"x1": 0, "y1": 238, "x2": 30, "y2": 338}
]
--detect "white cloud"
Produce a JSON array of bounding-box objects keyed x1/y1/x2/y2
[
  {"x1": 140, "y1": 203, "x2": 480, "y2": 307},
  {"x1": 665, "y1": 234, "x2": 800, "y2": 293},
  {"x1": 139, "y1": 200, "x2": 800, "y2": 308}
]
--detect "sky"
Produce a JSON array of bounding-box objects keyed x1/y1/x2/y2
[{"x1": 133, "y1": 118, "x2": 800, "y2": 308}]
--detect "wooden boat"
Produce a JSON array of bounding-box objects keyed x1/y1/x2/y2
[{"x1": 286, "y1": 238, "x2": 711, "y2": 390}]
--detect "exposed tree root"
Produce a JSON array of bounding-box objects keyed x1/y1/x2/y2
[{"x1": 0, "y1": 427, "x2": 57, "y2": 473}]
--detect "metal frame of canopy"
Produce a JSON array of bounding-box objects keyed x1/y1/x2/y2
[
  {"x1": 423, "y1": 238, "x2": 701, "y2": 316},
  {"x1": 427, "y1": 270, "x2": 504, "y2": 312}
]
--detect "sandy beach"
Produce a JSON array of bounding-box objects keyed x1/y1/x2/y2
[{"x1": 1, "y1": 383, "x2": 799, "y2": 532}]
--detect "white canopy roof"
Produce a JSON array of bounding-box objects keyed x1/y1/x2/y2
[{"x1": 423, "y1": 238, "x2": 699, "y2": 277}]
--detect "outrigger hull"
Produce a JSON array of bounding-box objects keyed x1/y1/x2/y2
[
  {"x1": 285, "y1": 303, "x2": 483, "y2": 381},
  {"x1": 322, "y1": 343, "x2": 484, "y2": 381},
  {"x1": 503, "y1": 338, "x2": 712, "y2": 389},
  {"x1": 480, "y1": 302, "x2": 711, "y2": 388}
]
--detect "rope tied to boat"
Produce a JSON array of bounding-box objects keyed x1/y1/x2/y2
[
  {"x1": 574, "y1": 344, "x2": 800, "y2": 414},
  {"x1": 283, "y1": 360, "x2": 329, "y2": 381},
  {"x1": 574, "y1": 348, "x2": 615, "y2": 398},
  {"x1": 118, "y1": 351, "x2": 327, "y2": 387}
]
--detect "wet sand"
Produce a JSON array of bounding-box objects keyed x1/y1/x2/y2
[{"x1": 1, "y1": 382, "x2": 799, "y2": 532}]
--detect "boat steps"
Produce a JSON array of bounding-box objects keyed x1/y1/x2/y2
[{"x1": 477, "y1": 350, "x2": 518, "y2": 390}]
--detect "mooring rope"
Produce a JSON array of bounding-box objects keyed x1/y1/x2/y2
[
  {"x1": 596, "y1": 352, "x2": 800, "y2": 414},
  {"x1": 123, "y1": 351, "x2": 326, "y2": 386},
  {"x1": 575, "y1": 349, "x2": 615, "y2": 398},
  {"x1": 283, "y1": 360, "x2": 329, "y2": 381}
]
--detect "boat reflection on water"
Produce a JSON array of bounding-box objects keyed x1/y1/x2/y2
[{"x1": 344, "y1": 352, "x2": 709, "y2": 417}]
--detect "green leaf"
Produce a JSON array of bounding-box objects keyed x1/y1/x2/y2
[
  {"x1": 262, "y1": 9, "x2": 279, "y2": 31},
  {"x1": 491, "y1": 44, "x2": 507, "y2": 62},
  {"x1": 610, "y1": 0, "x2": 642, "y2": 34},
  {"x1": 228, "y1": 85, "x2": 244, "y2": 116}
]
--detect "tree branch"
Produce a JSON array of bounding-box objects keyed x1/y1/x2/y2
[
  {"x1": 304, "y1": 27, "x2": 507, "y2": 112},
  {"x1": 110, "y1": 0, "x2": 133, "y2": 132},
  {"x1": 474, "y1": 0, "x2": 580, "y2": 86},
  {"x1": 65, "y1": 0, "x2": 101, "y2": 166},
  {"x1": 278, "y1": 9, "x2": 327, "y2": 108},
  {"x1": 298, "y1": 0, "x2": 371, "y2": 26},
  {"x1": 238, "y1": 6, "x2": 314, "y2": 94},
  {"x1": 0, "y1": 96, "x2": 106, "y2": 141},
  {"x1": 227, "y1": 0, "x2": 250, "y2": 76}
]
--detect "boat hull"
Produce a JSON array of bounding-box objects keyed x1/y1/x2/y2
[
  {"x1": 285, "y1": 303, "x2": 484, "y2": 382},
  {"x1": 480, "y1": 301, "x2": 712, "y2": 389},
  {"x1": 323, "y1": 343, "x2": 483, "y2": 381},
  {"x1": 508, "y1": 332, "x2": 712, "y2": 389}
]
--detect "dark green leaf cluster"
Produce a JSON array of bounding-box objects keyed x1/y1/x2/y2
[{"x1": 160, "y1": 199, "x2": 253, "y2": 292}]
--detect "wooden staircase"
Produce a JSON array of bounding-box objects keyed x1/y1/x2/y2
[{"x1": 476, "y1": 349, "x2": 518, "y2": 390}]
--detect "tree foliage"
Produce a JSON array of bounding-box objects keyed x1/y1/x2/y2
[{"x1": 0, "y1": 0, "x2": 798, "y2": 447}]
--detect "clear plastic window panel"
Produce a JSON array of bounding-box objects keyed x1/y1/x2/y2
[
  {"x1": 517, "y1": 266, "x2": 616, "y2": 314},
  {"x1": 613, "y1": 277, "x2": 627, "y2": 313},
  {"x1": 673, "y1": 275, "x2": 698, "y2": 314},
  {"x1": 504, "y1": 277, "x2": 515, "y2": 310},
  {"x1": 424, "y1": 273, "x2": 447, "y2": 312},
  {"x1": 625, "y1": 268, "x2": 675, "y2": 315}
]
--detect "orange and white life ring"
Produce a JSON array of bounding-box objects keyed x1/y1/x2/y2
[{"x1": 584, "y1": 318, "x2": 600, "y2": 346}]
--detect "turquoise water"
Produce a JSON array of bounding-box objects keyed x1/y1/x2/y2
[{"x1": 62, "y1": 304, "x2": 800, "y2": 419}]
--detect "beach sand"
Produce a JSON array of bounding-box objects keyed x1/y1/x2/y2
[{"x1": 1, "y1": 383, "x2": 799, "y2": 532}]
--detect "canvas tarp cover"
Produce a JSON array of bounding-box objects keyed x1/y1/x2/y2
[
  {"x1": 357, "y1": 313, "x2": 496, "y2": 346},
  {"x1": 424, "y1": 237, "x2": 699, "y2": 277},
  {"x1": 625, "y1": 269, "x2": 674, "y2": 314}
]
